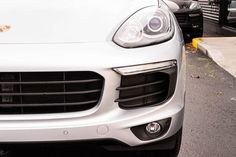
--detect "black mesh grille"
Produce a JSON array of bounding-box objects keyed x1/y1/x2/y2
[
  {"x1": 190, "y1": 15, "x2": 202, "y2": 23},
  {"x1": 116, "y1": 67, "x2": 177, "y2": 109},
  {"x1": 0, "y1": 72, "x2": 104, "y2": 114},
  {"x1": 175, "y1": 13, "x2": 188, "y2": 24}
]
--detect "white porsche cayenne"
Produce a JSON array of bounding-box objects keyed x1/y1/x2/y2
[{"x1": 0, "y1": 0, "x2": 185, "y2": 156}]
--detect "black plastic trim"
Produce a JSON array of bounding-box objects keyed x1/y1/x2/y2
[{"x1": 117, "y1": 65, "x2": 177, "y2": 109}]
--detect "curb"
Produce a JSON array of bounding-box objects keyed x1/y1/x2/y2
[
  {"x1": 192, "y1": 38, "x2": 202, "y2": 49},
  {"x1": 192, "y1": 38, "x2": 212, "y2": 57},
  {"x1": 192, "y1": 38, "x2": 224, "y2": 61},
  {"x1": 192, "y1": 38, "x2": 207, "y2": 56},
  {"x1": 191, "y1": 38, "x2": 236, "y2": 78}
]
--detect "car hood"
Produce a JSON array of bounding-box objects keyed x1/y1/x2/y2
[
  {"x1": 163, "y1": 0, "x2": 192, "y2": 12},
  {"x1": 0, "y1": 0, "x2": 158, "y2": 44}
]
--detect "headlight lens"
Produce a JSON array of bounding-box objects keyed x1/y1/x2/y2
[
  {"x1": 113, "y1": 6, "x2": 174, "y2": 48},
  {"x1": 189, "y1": 1, "x2": 201, "y2": 10}
]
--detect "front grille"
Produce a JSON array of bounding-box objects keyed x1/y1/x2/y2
[
  {"x1": 115, "y1": 67, "x2": 177, "y2": 109},
  {"x1": 175, "y1": 13, "x2": 188, "y2": 24},
  {"x1": 190, "y1": 15, "x2": 202, "y2": 24},
  {"x1": 0, "y1": 72, "x2": 104, "y2": 114}
]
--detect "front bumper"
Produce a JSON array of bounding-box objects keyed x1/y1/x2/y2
[
  {"x1": 0, "y1": 27, "x2": 185, "y2": 147},
  {"x1": 1, "y1": 128, "x2": 182, "y2": 152}
]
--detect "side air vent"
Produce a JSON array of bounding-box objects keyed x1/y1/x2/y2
[{"x1": 115, "y1": 67, "x2": 177, "y2": 109}]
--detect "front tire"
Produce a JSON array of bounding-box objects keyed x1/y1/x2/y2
[
  {"x1": 136, "y1": 128, "x2": 182, "y2": 157},
  {"x1": 166, "y1": 128, "x2": 182, "y2": 157}
]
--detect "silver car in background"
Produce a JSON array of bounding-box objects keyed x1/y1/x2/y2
[{"x1": 228, "y1": 0, "x2": 236, "y2": 23}]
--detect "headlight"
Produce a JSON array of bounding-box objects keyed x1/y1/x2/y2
[
  {"x1": 189, "y1": 1, "x2": 201, "y2": 10},
  {"x1": 113, "y1": 6, "x2": 174, "y2": 48}
]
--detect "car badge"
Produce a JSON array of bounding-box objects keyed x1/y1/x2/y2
[{"x1": 0, "y1": 25, "x2": 11, "y2": 32}]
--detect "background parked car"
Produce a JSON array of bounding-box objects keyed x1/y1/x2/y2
[
  {"x1": 228, "y1": 0, "x2": 236, "y2": 23},
  {"x1": 164, "y1": 0, "x2": 203, "y2": 41}
]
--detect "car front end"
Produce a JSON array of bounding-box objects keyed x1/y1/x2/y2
[
  {"x1": 0, "y1": 0, "x2": 185, "y2": 156},
  {"x1": 164, "y1": 0, "x2": 203, "y2": 40}
]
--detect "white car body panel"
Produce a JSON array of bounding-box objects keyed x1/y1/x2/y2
[{"x1": 0, "y1": 0, "x2": 157, "y2": 43}]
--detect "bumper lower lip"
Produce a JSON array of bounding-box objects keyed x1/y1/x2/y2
[{"x1": 0, "y1": 128, "x2": 182, "y2": 151}]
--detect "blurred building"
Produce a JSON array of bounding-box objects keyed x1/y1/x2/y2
[{"x1": 199, "y1": 0, "x2": 236, "y2": 34}]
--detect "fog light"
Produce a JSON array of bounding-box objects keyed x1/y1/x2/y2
[
  {"x1": 131, "y1": 118, "x2": 171, "y2": 141},
  {"x1": 146, "y1": 122, "x2": 161, "y2": 135}
]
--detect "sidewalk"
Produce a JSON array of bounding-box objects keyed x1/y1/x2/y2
[{"x1": 192, "y1": 37, "x2": 236, "y2": 78}]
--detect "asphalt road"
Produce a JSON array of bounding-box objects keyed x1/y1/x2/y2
[
  {"x1": 178, "y1": 45, "x2": 236, "y2": 157},
  {"x1": 1, "y1": 45, "x2": 236, "y2": 157}
]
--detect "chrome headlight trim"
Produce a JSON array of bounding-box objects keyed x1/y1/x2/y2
[{"x1": 113, "y1": 60, "x2": 177, "y2": 76}]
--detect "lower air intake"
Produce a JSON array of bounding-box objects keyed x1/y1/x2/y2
[{"x1": 0, "y1": 71, "x2": 104, "y2": 114}]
